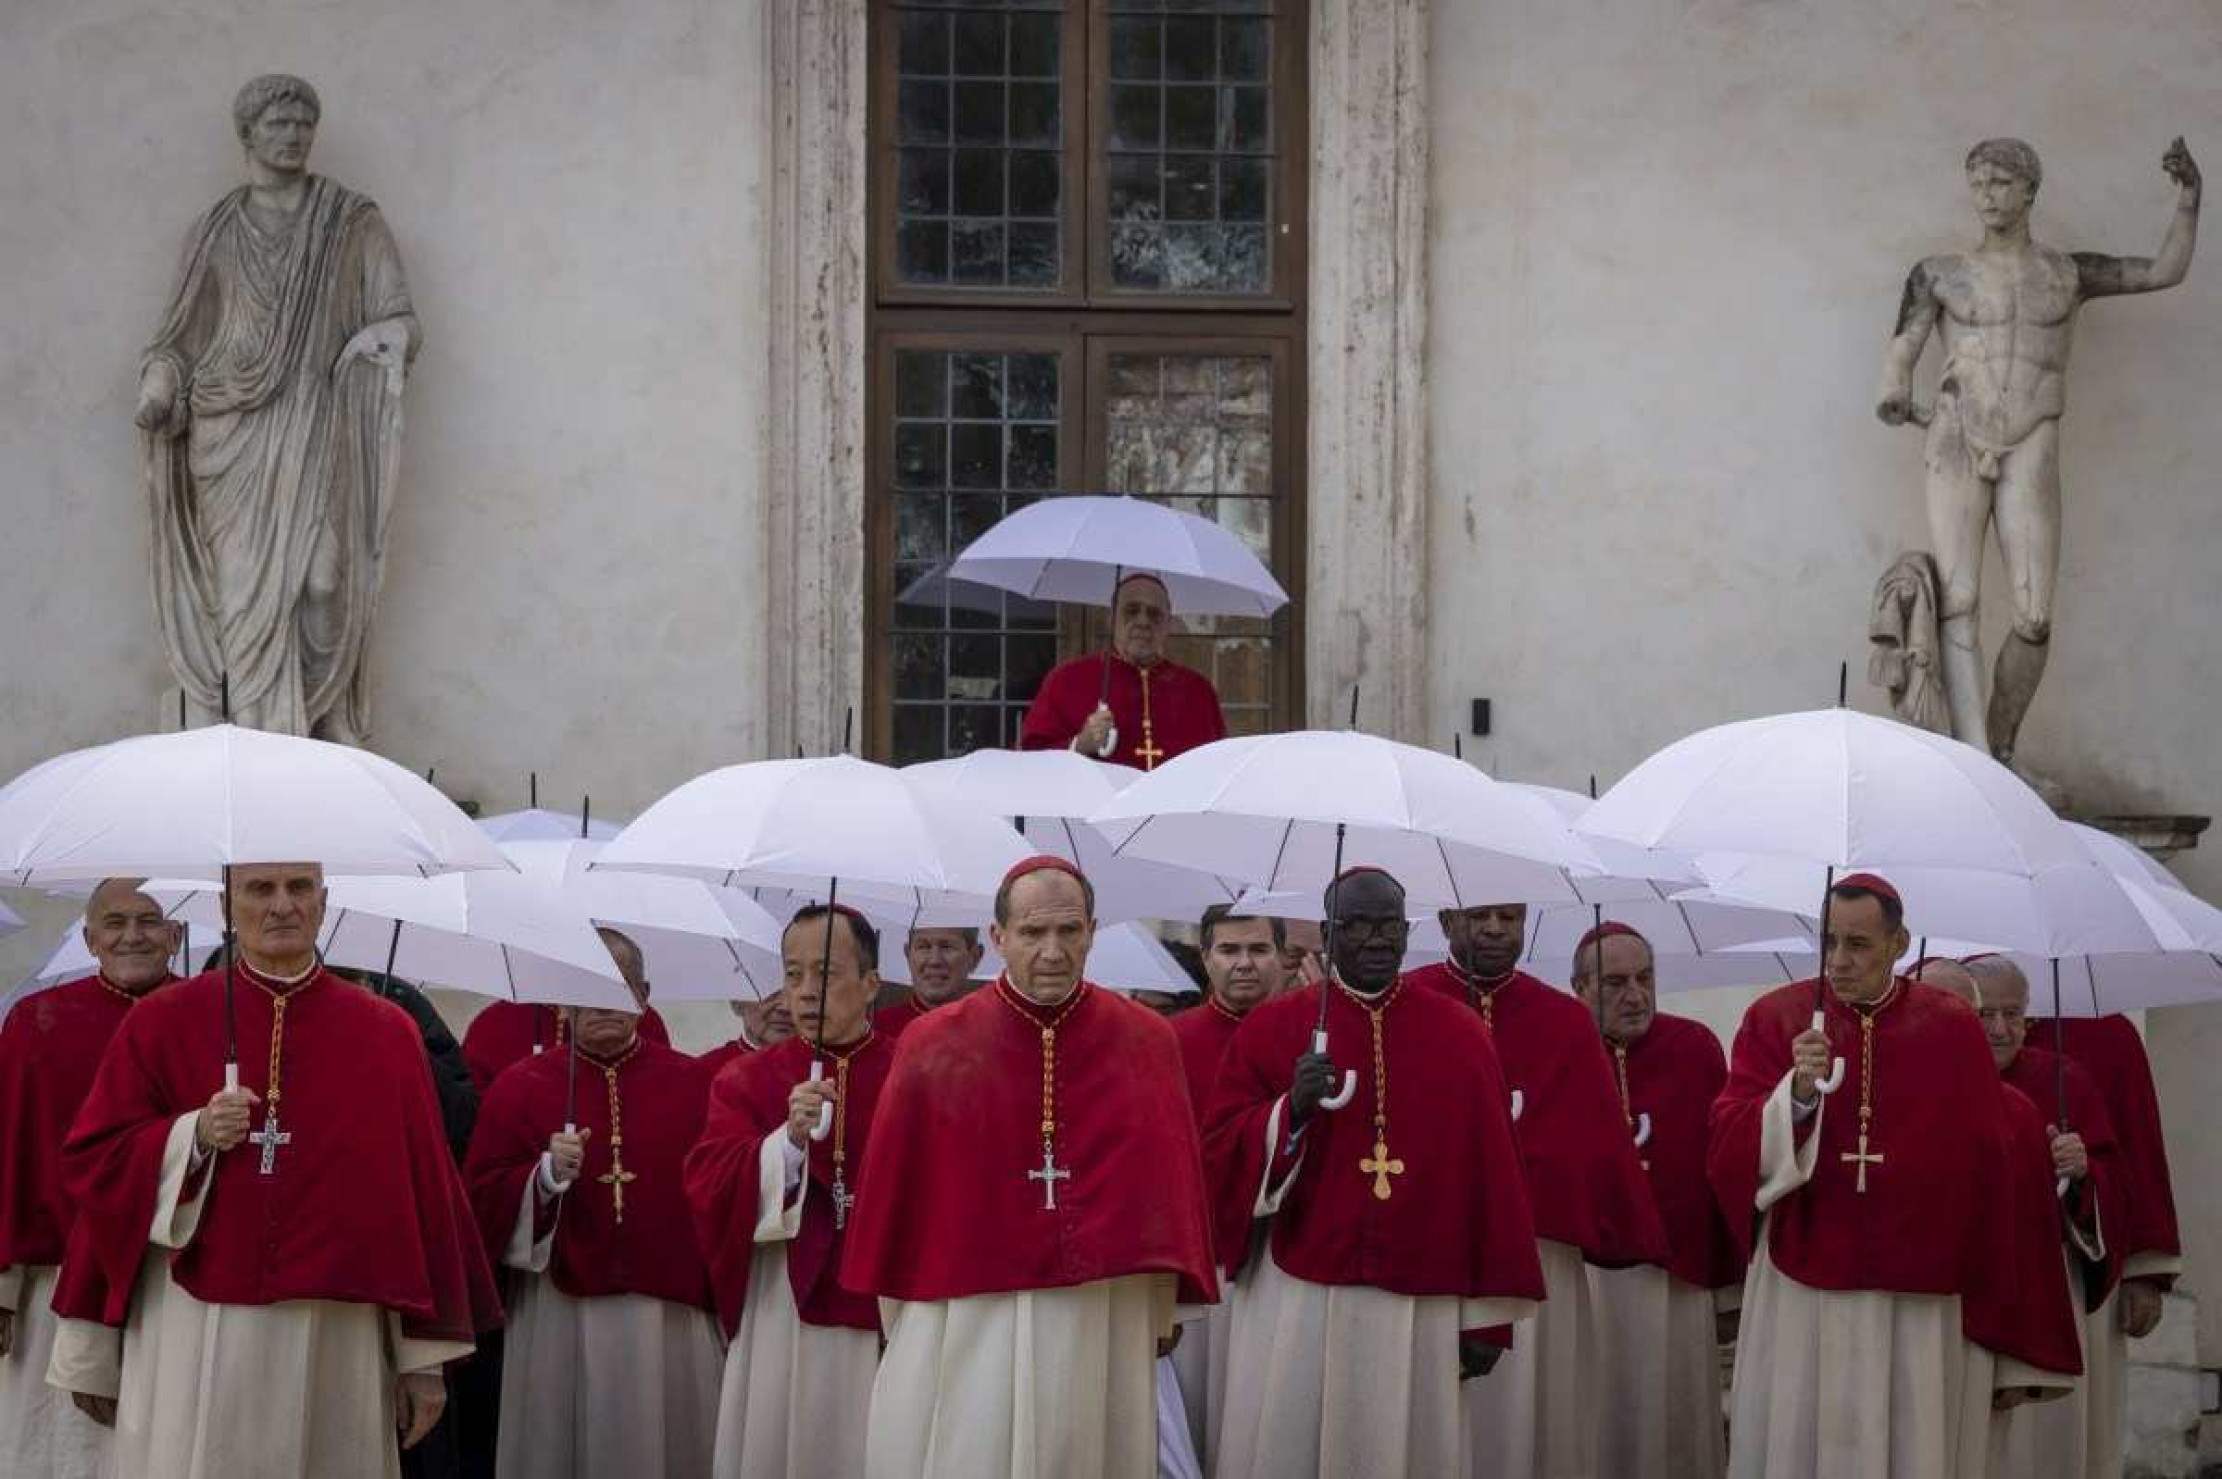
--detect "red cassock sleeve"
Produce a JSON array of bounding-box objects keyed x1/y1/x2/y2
[
  {"x1": 462, "y1": 1043, "x2": 715, "y2": 1312},
  {"x1": 840, "y1": 983, "x2": 1218, "y2": 1306},
  {"x1": 1202, "y1": 985, "x2": 1545, "y2": 1302},
  {"x1": 2044, "y1": 1015, "x2": 2180, "y2": 1279},
  {"x1": 1018, "y1": 654, "x2": 1227, "y2": 769},
  {"x1": 1970, "y1": 1085, "x2": 2085, "y2": 1378},
  {"x1": 2001, "y1": 1047, "x2": 2125, "y2": 1309},
  {"x1": 1625, "y1": 1014, "x2": 1745, "y2": 1290},
  {"x1": 0, "y1": 979, "x2": 141, "y2": 1271},
  {"x1": 57, "y1": 970, "x2": 500, "y2": 1343},
  {"x1": 682, "y1": 1037, "x2": 890, "y2": 1338},
  {"x1": 1407, "y1": 967, "x2": 1668, "y2": 1268}
]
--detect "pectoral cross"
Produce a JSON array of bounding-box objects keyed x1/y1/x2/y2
[
  {"x1": 1028, "y1": 1143, "x2": 1071, "y2": 1209},
  {"x1": 1840, "y1": 1131, "x2": 1885, "y2": 1194},
  {"x1": 598, "y1": 1162, "x2": 638, "y2": 1222},
  {"x1": 1133, "y1": 726, "x2": 1164, "y2": 770},
  {"x1": 830, "y1": 1174, "x2": 855, "y2": 1231},
  {"x1": 1360, "y1": 1138, "x2": 1405, "y2": 1200},
  {"x1": 249, "y1": 1112, "x2": 291, "y2": 1176}
]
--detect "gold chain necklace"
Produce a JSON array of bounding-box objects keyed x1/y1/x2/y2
[
  {"x1": 996, "y1": 980, "x2": 1086, "y2": 1210},
  {"x1": 1838, "y1": 979, "x2": 1900, "y2": 1195},
  {"x1": 819, "y1": 1029, "x2": 875, "y2": 1230},
  {"x1": 1339, "y1": 979, "x2": 1407, "y2": 1200},
  {"x1": 588, "y1": 1039, "x2": 643, "y2": 1221},
  {"x1": 245, "y1": 966, "x2": 316, "y2": 1177}
]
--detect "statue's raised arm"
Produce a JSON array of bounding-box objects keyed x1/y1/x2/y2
[{"x1": 2074, "y1": 137, "x2": 2201, "y2": 298}]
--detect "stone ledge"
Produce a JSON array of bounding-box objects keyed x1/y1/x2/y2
[{"x1": 2075, "y1": 814, "x2": 2210, "y2": 860}]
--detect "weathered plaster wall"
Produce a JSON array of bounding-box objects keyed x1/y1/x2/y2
[
  {"x1": 0, "y1": 0, "x2": 772, "y2": 1007},
  {"x1": 1425, "y1": 0, "x2": 2221, "y2": 1415}
]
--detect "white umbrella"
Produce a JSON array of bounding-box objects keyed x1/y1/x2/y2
[
  {"x1": 0, "y1": 897, "x2": 23, "y2": 940},
  {"x1": 597, "y1": 755, "x2": 1031, "y2": 1137},
  {"x1": 1580, "y1": 706, "x2": 2140, "y2": 1099},
  {"x1": 2060, "y1": 823, "x2": 2222, "y2": 952},
  {"x1": 500, "y1": 839, "x2": 783, "y2": 1002},
  {"x1": 943, "y1": 494, "x2": 1289, "y2": 618},
  {"x1": 903, "y1": 750, "x2": 1240, "y2": 923},
  {"x1": 1902, "y1": 945, "x2": 2222, "y2": 1018},
  {"x1": 478, "y1": 808, "x2": 623, "y2": 844},
  {"x1": 1092, "y1": 731, "x2": 1621, "y2": 1112},
  {"x1": 0, "y1": 725, "x2": 509, "y2": 885}
]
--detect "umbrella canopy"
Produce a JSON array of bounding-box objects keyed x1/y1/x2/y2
[
  {"x1": 478, "y1": 808, "x2": 624, "y2": 843},
  {"x1": 904, "y1": 750, "x2": 1240, "y2": 923},
  {"x1": 146, "y1": 872, "x2": 638, "y2": 1009},
  {"x1": 1505, "y1": 784, "x2": 1705, "y2": 903},
  {"x1": 500, "y1": 839, "x2": 784, "y2": 1002},
  {"x1": 0, "y1": 725, "x2": 509, "y2": 885},
  {"x1": 1578, "y1": 708, "x2": 2082, "y2": 878},
  {"x1": 943, "y1": 494, "x2": 1289, "y2": 618},
  {"x1": 1901, "y1": 945, "x2": 2222, "y2": 1017},
  {"x1": 1088, "y1": 732, "x2": 1613, "y2": 911},
  {"x1": 594, "y1": 755, "x2": 1029, "y2": 906},
  {"x1": 2060, "y1": 822, "x2": 2222, "y2": 951}
]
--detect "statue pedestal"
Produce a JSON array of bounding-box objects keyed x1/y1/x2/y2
[{"x1": 2074, "y1": 813, "x2": 2210, "y2": 863}]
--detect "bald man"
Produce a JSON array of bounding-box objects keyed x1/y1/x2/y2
[
  {"x1": 1952, "y1": 956, "x2": 2126, "y2": 1479},
  {"x1": 0, "y1": 881, "x2": 178, "y2": 1477}
]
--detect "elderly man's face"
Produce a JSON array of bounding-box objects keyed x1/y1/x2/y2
[
  {"x1": 991, "y1": 871, "x2": 1095, "y2": 1005},
  {"x1": 1967, "y1": 161, "x2": 2034, "y2": 233},
  {"x1": 1279, "y1": 919, "x2": 1325, "y2": 984},
  {"x1": 1574, "y1": 934, "x2": 1656, "y2": 1044},
  {"x1": 905, "y1": 927, "x2": 983, "y2": 1006},
  {"x1": 1440, "y1": 903, "x2": 1526, "y2": 979},
  {"x1": 781, "y1": 915, "x2": 877, "y2": 1047},
  {"x1": 1965, "y1": 964, "x2": 2031, "y2": 1071},
  {"x1": 83, "y1": 881, "x2": 179, "y2": 993},
  {"x1": 572, "y1": 930, "x2": 649, "y2": 1058},
  {"x1": 733, "y1": 994, "x2": 794, "y2": 1045},
  {"x1": 227, "y1": 863, "x2": 326, "y2": 969},
  {"x1": 1111, "y1": 579, "x2": 1170, "y2": 667},
  {"x1": 248, "y1": 100, "x2": 317, "y2": 175}
]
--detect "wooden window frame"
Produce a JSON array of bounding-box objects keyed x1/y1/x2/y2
[{"x1": 866, "y1": 0, "x2": 1309, "y2": 761}]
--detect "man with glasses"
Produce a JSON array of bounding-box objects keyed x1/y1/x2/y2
[{"x1": 1203, "y1": 868, "x2": 1542, "y2": 1478}]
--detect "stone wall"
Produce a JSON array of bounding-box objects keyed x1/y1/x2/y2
[
  {"x1": 1423, "y1": 0, "x2": 2222, "y2": 1455},
  {"x1": 0, "y1": 0, "x2": 774, "y2": 950}
]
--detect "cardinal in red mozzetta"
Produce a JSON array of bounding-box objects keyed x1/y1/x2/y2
[
  {"x1": 1163, "y1": 904, "x2": 1291, "y2": 1468},
  {"x1": 695, "y1": 993, "x2": 795, "y2": 1078},
  {"x1": 0, "y1": 880, "x2": 179, "y2": 1475},
  {"x1": 1708, "y1": 875, "x2": 2081, "y2": 1478},
  {"x1": 876, "y1": 924, "x2": 986, "y2": 1040},
  {"x1": 2024, "y1": 1011, "x2": 2181, "y2": 1332},
  {"x1": 684, "y1": 904, "x2": 896, "y2": 1479},
  {"x1": 842, "y1": 855, "x2": 1217, "y2": 1479},
  {"x1": 462, "y1": 995, "x2": 670, "y2": 1097},
  {"x1": 1205, "y1": 867, "x2": 1542, "y2": 1479},
  {"x1": 1944, "y1": 955, "x2": 2127, "y2": 1478},
  {"x1": 49, "y1": 862, "x2": 499, "y2": 1479},
  {"x1": 464, "y1": 926, "x2": 720, "y2": 1478},
  {"x1": 1018, "y1": 572, "x2": 1227, "y2": 771},
  {"x1": 1567, "y1": 921, "x2": 1744, "y2": 1479},
  {"x1": 1403, "y1": 901, "x2": 1667, "y2": 1478}
]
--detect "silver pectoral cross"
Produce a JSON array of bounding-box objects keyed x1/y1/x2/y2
[
  {"x1": 249, "y1": 1111, "x2": 292, "y2": 1176},
  {"x1": 1027, "y1": 1143, "x2": 1071, "y2": 1210},
  {"x1": 830, "y1": 1174, "x2": 855, "y2": 1231}
]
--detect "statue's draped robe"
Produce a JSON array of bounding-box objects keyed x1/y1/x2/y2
[{"x1": 143, "y1": 175, "x2": 412, "y2": 738}]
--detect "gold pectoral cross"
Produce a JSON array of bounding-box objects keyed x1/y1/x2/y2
[
  {"x1": 1360, "y1": 1138, "x2": 1405, "y2": 1200},
  {"x1": 1840, "y1": 1131, "x2": 1884, "y2": 1194},
  {"x1": 598, "y1": 1160, "x2": 638, "y2": 1221},
  {"x1": 1133, "y1": 727, "x2": 1164, "y2": 769}
]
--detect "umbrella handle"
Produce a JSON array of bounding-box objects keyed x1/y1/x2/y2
[
  {"x1": 224, "y1": 1062, "x2": 239, "y2": 1092},
  {"x1": 1810, "y1": 1011, "x2": 1847, "y2": 1095},
  {"x1": 1510, "y1": 1089, "x2": 1525, "y2": 1122},
  {"x1": 1310, "y1": 1029, "x2": 1357, "y2": 1111},
  {"x1": 808, "y1": 1060, "x2": 834, "y2": 1142},
  {"x1": 2055, "y1": 1174, "x2": 2071, "y2": 1201},
  {"x1": 1095, "y1": 710, "x2": 1120, "y2": 760},
  {"x1": 1632, "y1": 1110, "x2": 1651, "y2": 1149}
]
